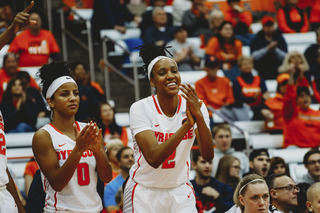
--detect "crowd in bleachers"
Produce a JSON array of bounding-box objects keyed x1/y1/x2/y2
[{"x1": 2, "y1": 0, "x2": 320, "y2": 212}]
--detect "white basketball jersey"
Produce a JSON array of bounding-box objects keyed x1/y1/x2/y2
[
  {"x1": 0, "y1": 111, "x2": 8, "y2": 186},
  {"x1": 40, "y1": 122, "x2": 102, "y2": 213},
  {"x1": 129, "y1": 95, "x2": 210, "y2": 188}
]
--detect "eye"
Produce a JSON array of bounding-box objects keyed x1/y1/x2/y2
[
  {"x1": 263, "y1": 194, "x2": 269, "y2": 200},
  {"x1": 172, "y1": 69, "x2": 178, "y2": 74},
  {"x1": 61, "y1": 92, "x2": 68, "y2": 97},
  {"x1": 251, "y1": 196, "x2": 258, "y2": 201},
  {"x1": 74, "y1": 91, "x2": 79, "y2": 96}
]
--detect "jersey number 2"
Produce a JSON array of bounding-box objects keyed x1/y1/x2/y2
[
  {"x1": 77, "y1": 163, "x2": 90, "y2": 186},
  {"x1": 162, "y1": 150, "x2": 176, "y2": 169},
  {"x1": 0, "y1": 133, "x2": 6, "y2": 155}
]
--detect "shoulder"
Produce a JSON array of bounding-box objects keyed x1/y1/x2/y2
[
  {"x1": 32, "y1": 128, "x2": 52, "y2": 147},
  {"x1": 235, "y1": 39, "x2": 243, "y2": 47}
]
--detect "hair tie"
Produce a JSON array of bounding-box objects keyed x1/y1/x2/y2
[{"x1": 239, "y1": 179, "x2": 265, "y2": 195}]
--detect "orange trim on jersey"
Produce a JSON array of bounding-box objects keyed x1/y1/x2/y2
[
  {"x1": 176, "y1": 95, "x2": 182, "y2": 114},
  {"x1": 132, "y1": 149, "x2": 142, "y2": 180},
  {"x1": 186, "y1": 182, "x2": 196, "y2": 198},
  {"x1": 152, "y1": 95, "x2": 162, "y2": 115},
  {"x1": 54, "y1": 191, "x2": 58, "y2": 211},
  {"x1": 132, "y1": 182, "x2": 138, "y2": 213},
  {"x1": 186, "y1": 161, "x2": 190, "y2": 180},
  {"x1": 49, "y1": 121, "x2": 80, "y2": 135}
]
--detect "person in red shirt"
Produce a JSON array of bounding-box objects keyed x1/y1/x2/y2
[
  {"x1": 195, "y1": 55, "x2": 234, "y2": 128},
  {"x1": 283, "y1": 68, "x2": 320, "y2": 148},
  {"x1": 206, "y1": 21, "x2": 242, "y2": 71},
  {"x1": 8, "y1": 12, "x2": 60, "y2": 67},
  {"x1": 277, "y1": 0, "x2": 309, "y2": 33}
]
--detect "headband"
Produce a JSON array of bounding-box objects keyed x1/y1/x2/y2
[
  {"x1": 239, "y1": 179, "x2": 265, "y2": 195},
  {"x1": 46, "y1": 76, "x2": 77, "y2": 99},
  {"x1": 147, "y1": 56, "x2": 177, "y2": 80}
]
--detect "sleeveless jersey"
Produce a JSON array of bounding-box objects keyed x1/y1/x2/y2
[
  {"x1": 0, "y1": 111, "x2": 8, "y2": 186},
  {"x1": 129, "y1": 95, "x2": 210, "y2": 188},
  {"x1": 40, "y1": 122, "x2": 102, "y2": 213}
]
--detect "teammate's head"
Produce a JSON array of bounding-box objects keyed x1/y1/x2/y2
[
  {"x1": 234, "y1": 174, "x2": 269, "y2": 213},
  {"x1": 138, "y1": 43, "x2": 180, "y2": 94},
  {"x1": 306, "y1": 182, "x2": 320, "y2": 213},
  {"x1": 192, "y1": 150, "x2": 212, "y2": 179},
  {"x1": 303, "y1": 148, "x2": 320, "y2": 180},
  {"x1": 212, "y1": 124, "x2": 232, "y2": 152},
  {"x1": 249, "y1": 149, "x2": 270, "y2": 178}
]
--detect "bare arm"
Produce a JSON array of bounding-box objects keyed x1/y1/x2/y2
[
  {"x1": 6, "y1": 168, "x2": 26, "y2": 213},
  {"x1": 0, "y1": 1, "x2": 35, "y2": 50}
]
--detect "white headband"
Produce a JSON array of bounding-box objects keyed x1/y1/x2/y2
[
  {"x1": 46, "y1": 76, "x2": 77, "y2": 99},
  {"x1": 239, "y1": 179, "x2": 265, "y2": 195},
  {"x1": 147, "y1": 56, "x2": 177, "y2": 80}
]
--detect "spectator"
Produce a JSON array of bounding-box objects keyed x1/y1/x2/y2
[
  {"x1": 250, "y1": 16, "x2": 288, "y2": 80},
  {"x1": 8, "y1": 12, "x2": 60, "y2": 67},
  {"x1": 306, "y1": 182, "x2": 320, "y2": 213},
  {"x1": 277, "y1": 0, "x2": 309, "y2": 33},
  {"x1": 191, "y1": 150, "x2": 234, "y2": 213},
  {"x1": 71, "y1": 62, "x2": 101, "y2": 122},
  {"x1": 104, "y1": 146, "x2": 134, "y2": 213},
  {"x1": 172, "y1": 0, "x2": 191, "y2": 26},
  {"x1": 216, "y1": 155, "x2": 241, "y2": 192},
  {"x1": 0, "y1": 3, "x2": 13, "y2": 33},
  {"x1": 143, "y1": 7, "x2": 175, "y2": 47},
  {"x1": 267, "y1": 156, "x2": 290, "y2": 177},
  {"x1": 195, "y1": 55, "x2": 234, "y2": 126},
  {"x1": 244, "y1": 149, "x2": 270, "y2": 178},
  {"x1": 261, "y1": 73, "x2": 289, "y2": 133},
  {"x1": 298, "y1": 0, "x2": 320, "y2": 31},
  {"x1": 304, "y1": 27, "x2": 320, "y2": 91},
  {"x1": 233, "y1": 55, "x2": 269, "y2": 120},
  {"x1": 96, "y1": 101, "x2": 128, "y2": 146},
  {"x1": 267, "y1": 173, "x2": 299, "y2": 213},
  {"x1": 23, "y1": 158, "x2": 39, "y2": 198},
  {"x1": 282, "y1": 69, "x2": 320, "y2": 148},
  {"x1": 106, "y1": 138, "x2": 125, "y2": 180},
  {"x1": 224, "y1": 0, "x2": 254, "y2": 46},
  {"x1": 182, "y1": 0, "x2": 211, "y2": 37},
  {"x1": 0, "y1": 53, "x2": 39, "y2": 102},
  {"x1": 298, "y1": 148, "x2": 320, "y2": 185},
  {"x1": 0, "y1": 78, "x2": 37, "y2": 133},
  {"x1": 166, "y1": 26, "x2": 203, "y2": 71},
  {"x1": 16, "y1": 71, "x2": 48, "y2": 118},
  {"x1": 206, "y1": 21, "x2": 242, "y2": 72},
  {"x1": 211, "y1": 124, "x2": 249, "y2": 178},
  {"x1": 296, "y1": 182, "x2": 310, "y2": 213},
  {"x1": 139, "y1": 0, "x2": 173, "y2": 37},
  {"x1": 226, "y1": 174, "x2": 269, "y2": 213},
  {"x1": 278, "y1": 51, "x2": 310, "y2": 88},
  {"x1": 200, "y1": 9, "x2": 225, "y2": 46}
]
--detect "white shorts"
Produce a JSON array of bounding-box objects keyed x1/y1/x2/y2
[
  {"x1": 123, "y1": 178, "x2": 197, "y2": 213},
  {"x1": 0, "y1": 187, "x2": 18, "y2": 213}
]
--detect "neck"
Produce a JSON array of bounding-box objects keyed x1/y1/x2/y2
[
  {"x1": 195, "y1": 175, "x2": 211, "y2": 185},
  {"x1": 120, "y1": 169, "x2": 129, "y2": 179},
  {"x1": 264, "y1": 34, "x2": 273, "y2": 40},
  {"x1": 157, "y1": 94, "x2": 179, "y2": 117},
  {"x1": 273, "y1": 202, "x2": 291, "y2": 213},
  {"x1": 30, "y1": 29, "x2": 40, "y2": 35},
  {"x1": 208, "y1": 75, "x2": 217, "y2": 81},
  {"x1": 311, "y1": 173, "x2": 320, "y2": 182},
  {"x1": 51, "y1": 114, "x2": 76, "y2": 134}
]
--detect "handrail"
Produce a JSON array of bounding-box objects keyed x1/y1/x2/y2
[
  {"x1": 101, "y1": 35, "x2": 140, "y2": 102},
  {"x1": 207, "y1": 106, "x2": 252, "y2": 156}
]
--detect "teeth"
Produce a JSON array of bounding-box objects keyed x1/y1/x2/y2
[{"x1": 167, "y1": 83, "x2": 176, "y2": 86}]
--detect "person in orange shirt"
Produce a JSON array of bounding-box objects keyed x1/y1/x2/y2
[
  {"x1": 261, "y1": 73, "x2": 289, "y2": 133},
  {"x1": 277, "y1": 0, "x2": 309, "y2": 33},
  {"x1": 206, "y1": 21, "x2": 242, "y2": 72},
  {"x1": 195, "y1": 55, "x2": 234, "y2": 128},
  {"x1": 283, "y1": 67, "x2": 320, "y2": 148},
  {"x1": 298, "y1": 0, "x2": 320, "y2": 30},
  {"x1": 8, "y1": 12, "x2": 60, "y2": 67},
  {"x1": 224, "y1": 0, "x2": 254, "y2": 45}
]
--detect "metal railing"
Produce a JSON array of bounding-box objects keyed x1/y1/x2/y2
[
  {"x1": 207, "y1": 106, "x2": 252, "y2": 156},
  {"x1": 101, "y1": 36, "x2": 140, "y2": 102}
]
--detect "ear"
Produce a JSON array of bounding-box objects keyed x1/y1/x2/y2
[
  {"x1": 191, "y1": 161, "x2": 197, "y2": 170},
  {"x1": 46, "y1": 98, "x2": 54, "y2": 109},
  {"x1": 149, "y1": 78, "x2": 156, "y2": 88},
  {"x1": 239, "y1": 195, "x2": 245, "y2": 206},
  {"x1": 306, "y1": 201, "x2": 312, "y2": 212},
  {"x1": 270, "y1": 189, "x2": 277, "y2": 199},
  {"x1": 249, "y1": 161, "x2": 253, "y2": 169}
]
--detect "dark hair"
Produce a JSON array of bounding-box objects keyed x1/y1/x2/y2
[
  {"x1": 216, "y1": 21, "x2": 236, "y2": 52},
  {"x1": 268, "y1": 156, "x2": 290, "y2": 177},
  {"x1": 249, "y1": 148, "x2": 269, "y2": 162},
  {"x1": 173, "y1": 26, "x2": 187, "y2": 36},
  {"x1": 38, "y1": 61, "x2": 73, "y2": 98},
  {"x1": 70, "y1": 61, "x2": 88, "y2": 73},
  {"x1": 303, "y1": 148, "x2": 320, "y2": 165},
  {"x1": 2, "y1": 78, "x2": 25, "y2": 103},
  {"x1": 137, "y1": 43, "x2": 173, "y2": 77},
  {"x1": 296, "y1": 183, "x2": 310, "y2": 213},
  {"x1": 116, "y1": 146, "x2": 132, "y2": 162},
  {"x1": 2, "y1": 52, "x2": 17, "y2": 67},
  {"x1": 266, "y1": 173, "x2": 287, "y2": 190},
  {"x1": 297, "y1": 86, "x2": 310, "y2": 97},
  {"x1": 227, "y1": 0, "x2": 240, "y2": 3},
  {"x1": 192, "y1": 150, "x2": 202, "y2": 163},
  {"x1": 96, "y1": 101, "x2": 123, "y2": 137}
]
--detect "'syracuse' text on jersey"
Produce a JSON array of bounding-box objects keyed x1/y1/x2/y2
[
  {"x1": 40, "y1": 122, "x2": 102, "y2": 212},
  {"x1": 129, "y1": 94, "x2": 210, "y2": 188},
  {"x1": 0, "y1": 111, "x2": 8, "y2": 186}
]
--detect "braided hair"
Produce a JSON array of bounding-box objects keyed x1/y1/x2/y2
[{"x1": 136, "y1": 43, "x2": 173, "y2": 78}]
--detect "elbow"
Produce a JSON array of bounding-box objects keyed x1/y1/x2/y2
[
  {"x1": 51, "y1": 184, "x2": 64, "y2": 192},
  {"x1": 145, "y1": 158, "x2": 162, "y2": 169}
]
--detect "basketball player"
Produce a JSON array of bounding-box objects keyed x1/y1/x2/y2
[
  {"x1": 123, "y1": 43, "x2": 214, "y2": 212},
  {"x1": 0, "y1": 2, "x2": 35, "y2": 212},
  {"x1": 32, "y1": 61, "x2": 112, "y2": 212}
]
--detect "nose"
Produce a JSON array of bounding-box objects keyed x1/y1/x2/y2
[{"x1": 167, "y1": 71, "x2": 175, "y2": 78}]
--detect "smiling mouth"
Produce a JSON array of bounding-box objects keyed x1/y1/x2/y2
[{"x1": 167, "y1": 82, "x2": 177, "y2": 87}]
